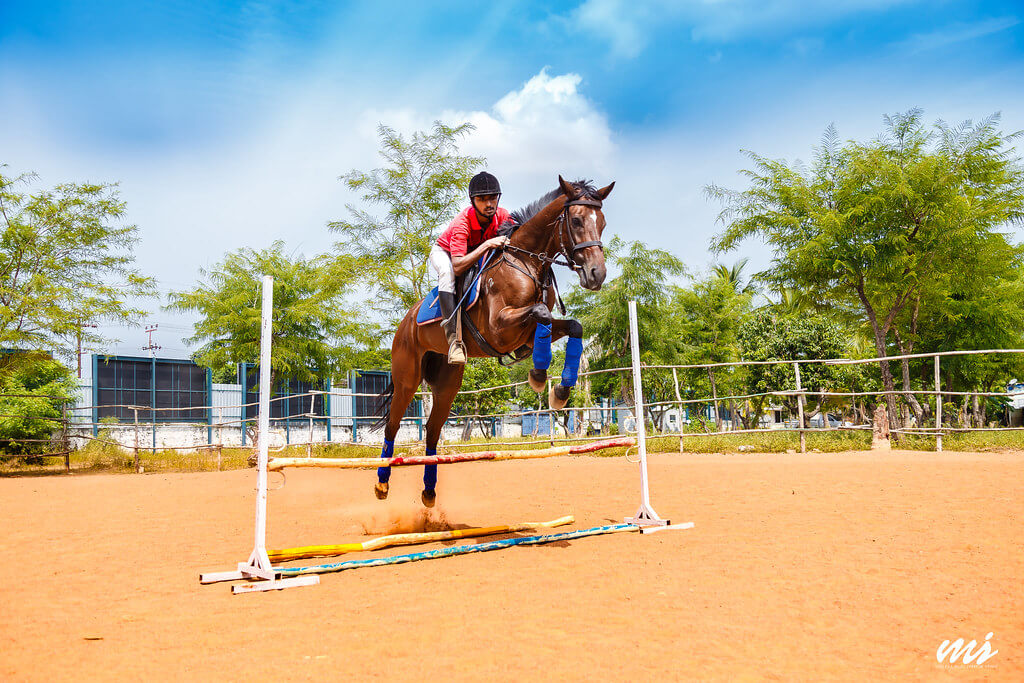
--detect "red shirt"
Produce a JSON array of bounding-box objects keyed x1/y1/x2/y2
[{"x1": 437, "y1": 206, "x2": 512, "y2": 257}]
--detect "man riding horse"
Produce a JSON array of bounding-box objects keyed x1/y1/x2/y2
[
  {"x1": 429, "y1": 171, "x2": 511, "y2": 364},
  {"x1": 376, "y1": 174, "x2": 614, "y2": 507}
]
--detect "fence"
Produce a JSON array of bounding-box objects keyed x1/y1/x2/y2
[{"x1": 4, "y1": 342, "x2": 1024, "y2": 469}]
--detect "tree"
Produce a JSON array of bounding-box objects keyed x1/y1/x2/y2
[
  {"x1": 0, "y1": 166, "x2": 156, "y2": 358},
  {"x1": 738, "y1": 309, "x2": 861, "y2": 428},
  {"x1": 330, "y1": 122, "x2": 483, "y2": 322},
  {"x1": 165, "y1": 242, "x2": 375, "y2": 386},
  {"x1": 0, "y1": 352, "x2": 76, "y2": 456},
  {"x1": 708, "y1": 110, "x2": 1024, "y2": 428},
  {"x1": 451, "y1": 358, "x2": 515, "y2": 440},
  {"x1": 565, "y1": 237, "x2": 687, "y2": 427},
  {"x1": 673, "y1": 270, "x2": 754, "y2": 431}
]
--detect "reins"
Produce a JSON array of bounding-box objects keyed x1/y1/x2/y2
[
  {"x1": 501, "y1": 195, "x2": 604, "y2": 272},
  {"x1": 454, "y1": 192, "x2": 604, "y2": 364}
]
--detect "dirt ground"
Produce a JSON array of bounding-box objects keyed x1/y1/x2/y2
[{"x1": 1, "y1": 450, "x2": 1021, "y2": 681}]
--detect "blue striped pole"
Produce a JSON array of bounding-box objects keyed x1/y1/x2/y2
[{"x1": 275, "y1": 523, "x2": 638, "y2": 577}]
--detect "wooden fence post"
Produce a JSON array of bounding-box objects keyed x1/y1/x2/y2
[
  {"x1": 935, "y1": 355, "x2": 943, "y2": 452},
  {"x1": 794, "y1": 363, "x2": 806, "y2": 453},
  {"x1": 672, "y1": 368, "x2": 684, "y2": 453},
  {"x1": 133, "y1": 408, "x2": 142, "y2": 473},
  {"x1": 61, "y1": 401, "x2": 70, "y2": 473}
]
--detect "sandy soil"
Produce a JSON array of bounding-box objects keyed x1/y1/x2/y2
[{"x1": 1, "y1": 450, "x2": 1021, "y2": 681}]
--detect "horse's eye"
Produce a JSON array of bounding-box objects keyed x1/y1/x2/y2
[{"x1": 571, "y1": 217, "x2": 583, "y2": 228}]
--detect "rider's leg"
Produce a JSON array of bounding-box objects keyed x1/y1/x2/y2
[{"x1": 428, "y1": 245, "x2": 465, "y2": 364}]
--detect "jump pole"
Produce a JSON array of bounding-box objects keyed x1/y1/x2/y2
[
  {"x1": 231, "y1": 523, "x2": 646, "y2": 590},
  {"x1": 267, "y1": 515, "x2": 575, "y2": 562},
  {"x1": 268, "y1": 437, "x2": 635, "y2": 471},
  {"x1": 625, "y1": 300, "x2": 677, "y2": 528},
  {"x1": 198, "y1": 276, "x2": 319, "y2": 593}
]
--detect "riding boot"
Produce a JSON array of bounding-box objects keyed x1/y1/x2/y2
[{"x1": 438, "y1": 291, "x2": 466, "y2": 364}]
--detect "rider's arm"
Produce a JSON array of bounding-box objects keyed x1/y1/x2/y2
[{"x1": 451, "y1": 236, "x2": 508, "y2": 275}]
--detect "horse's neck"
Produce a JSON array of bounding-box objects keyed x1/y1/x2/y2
[{"x1": 511, "y1": 196, "x2": 566, "y2": 255}]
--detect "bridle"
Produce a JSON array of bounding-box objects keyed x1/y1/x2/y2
[
  {"x1": 557, "y1": 197, "x2": 604, "y2": 268},
  {"x1": 503, "y1": 195, "x2": 604, "y2": 273}
]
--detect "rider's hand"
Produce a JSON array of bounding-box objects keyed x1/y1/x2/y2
[{"x1": 485, "y1": 235, "x2": 509, "y2": 250}]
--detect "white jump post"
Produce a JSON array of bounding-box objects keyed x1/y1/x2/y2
[
  {"x1": 199, "y1": 275, "x2": 319, "y2": 593},
  {"x1": 625, "y1": 300, "x2": 672, "y2": 528}
]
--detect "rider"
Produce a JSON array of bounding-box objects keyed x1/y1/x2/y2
[{"x1": 430, "y1": 171, "x2": 511, "y2": 364}]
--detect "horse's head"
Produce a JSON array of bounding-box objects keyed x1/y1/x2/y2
[{"x1": 558, "y1": 175, "x2": 614, "y2": 290}]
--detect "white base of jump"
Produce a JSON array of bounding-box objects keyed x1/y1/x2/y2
[
  {"x1": 200, "y1": 560, "x2": 321, "y2": 593},
  {"x1": 639, "y1": 522, "x2": 695, "y2": 535},
  {"x1": 625, "y1": 502, "x2": 671, "y2": 527}
]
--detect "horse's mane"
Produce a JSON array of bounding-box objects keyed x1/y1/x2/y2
[{"x1": 509, "y1": 179, "x2": 600, "y2": 225}]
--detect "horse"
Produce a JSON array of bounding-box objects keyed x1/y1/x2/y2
[{"x1": 373, "y1": 175, "x2": 614, "y2": 506}]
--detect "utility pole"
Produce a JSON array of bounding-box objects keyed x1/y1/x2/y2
[
  {"x1": 77, "y1": 322, "x2": 99, "y2": 378},
  {"x1": 143, "y1": 324, "x2": 161, "y2": 358}
]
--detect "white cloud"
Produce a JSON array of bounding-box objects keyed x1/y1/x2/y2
[
  {"x1": 360, "y1": 69, "x2": 616, "y2": 206},
  {"x1": 554, "y1": 0, "x2": 918, "y2": 56},
  {"x1": 0, "y1": 67, "x2": 616, "y2": 355},
  {"x1": 895, "y1": 17, "x2": 1020, "y2": 54},
  {"x1": 570, "y1": 0, "x2": 652, "y2": 58}
]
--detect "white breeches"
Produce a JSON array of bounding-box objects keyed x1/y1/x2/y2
[{"x1": 428, "y1": 244, "x2": 456, "y2": 294}]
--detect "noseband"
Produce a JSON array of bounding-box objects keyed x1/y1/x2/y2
[{"x1": 557, "y1": 197, "x2": 604, "y2": 270}]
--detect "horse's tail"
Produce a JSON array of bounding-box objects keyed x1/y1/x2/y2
[{"x1": 372, "y1": 381, "x2": 395, "y2": 432}]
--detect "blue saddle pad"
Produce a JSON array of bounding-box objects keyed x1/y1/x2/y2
[{"x1": 416, "y1": 253, "x2": 490, "y2": 326}]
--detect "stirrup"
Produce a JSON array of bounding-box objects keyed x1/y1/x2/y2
[{"x1": 447, "y1": 340, "x2": 467, "y2": 365}]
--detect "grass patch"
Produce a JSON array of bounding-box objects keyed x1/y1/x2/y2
[{"x1": 3, "y1": 428, "x2": 1022, "y2": 476}]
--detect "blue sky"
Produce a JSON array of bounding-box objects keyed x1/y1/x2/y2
[{"x1": 2, "y1": 1, "x2": 1023, "y2": 357}]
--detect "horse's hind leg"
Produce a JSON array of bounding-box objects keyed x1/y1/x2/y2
[
  {"x1": 420, "y1": 357, "x2": 465, "y2": 507},
  {"x1": 374, "y1": 346, "x2": 423, "y2": 501}
]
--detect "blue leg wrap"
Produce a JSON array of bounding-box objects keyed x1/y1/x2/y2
[
  {"x1": 423, "y1": 446, "x2": 437, "y2": 492},
  {"x1": 561, "y1": 336, "x2": 583, "y2": 388},
  {"x1": 377, "y1": 439, "x2": 394, "y2": 483},
  {"x1": 533, "y1": 323, "x2": 552, "y2": 371}
]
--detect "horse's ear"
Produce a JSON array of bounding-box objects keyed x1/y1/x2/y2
[
  {"x1": 596, "y1": 181, "x2": 615, "y2": 200},
  {"x1": 558, "y1": 175, "x2": 576, "y2": 198}
]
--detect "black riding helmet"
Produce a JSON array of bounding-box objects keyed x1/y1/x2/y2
[{"x1": 468, "y1": 171, "x2": 501, "y2": 198}]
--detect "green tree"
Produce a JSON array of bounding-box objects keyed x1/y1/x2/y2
[
  {"x1": 738, "y1": 309, "x2": 861, "y2": 428},
  {"x1": 565, "y1": 237, "x2": 687, "y2": 427},
  {"x1": 673, "y1": 270, "x2": 754, "y2": 431},
  {"x1": 330, "y1": 122, "x2": 483, "y2": 321},
  {"x1": 165, "y1": 242, "x2": 375, "y2": 386},
  {"x1": 0, "y1": 352, "x2": 76, "y2": 456},
  {"x1": 451, "y1": 358, "x2": 514, "y2": 440},
  {"x1": 708, "y1": 110, "x2": 1024, "y2": 428},
  {"x1": 0, "y1": 166, "x2": 156, "y2": 357},
  {"x1": 906, "y1": 247, "x2": 1024, "y2": 427}
]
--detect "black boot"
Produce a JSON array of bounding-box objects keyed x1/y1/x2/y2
[{"x1": 438, "y1": 291, "x2": 466, "y2": 364}]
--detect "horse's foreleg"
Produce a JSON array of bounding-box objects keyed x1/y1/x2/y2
[
  {"x1": 420, "y1": 364, "x2": 465, "y2": 507},
  {"x1": 496, "y1": 303, "x2": 553, "y2": 393},
  {"x1": 548, "y1": 318, "x2": 584, "y2": 410}
]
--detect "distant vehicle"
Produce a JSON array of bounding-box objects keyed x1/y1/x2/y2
[{"x1": 808, "y1": 413, "x2": 852, "y2": 428}]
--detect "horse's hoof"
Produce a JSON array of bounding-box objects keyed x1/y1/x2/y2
[
  {"x1": 421, "y1": 489, "x2": 436, "y2": 508},
  {"x1": 374, "y1": 481, "x2": 389, "y2": 500},
  {"x1": 549, "y1": 383, "x2": 570, "y2": 410},
  {"x1": 528, "y1": 369, "x2": 547, "y2": 393}
]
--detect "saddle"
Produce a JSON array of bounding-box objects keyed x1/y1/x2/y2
[{"x1": 414, "y1": 258, "x2": 484, "y2": 326}]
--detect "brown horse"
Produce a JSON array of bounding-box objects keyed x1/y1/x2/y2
[{"x1": 374, "y1": 176, "x2": 614, "y2": 505}]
